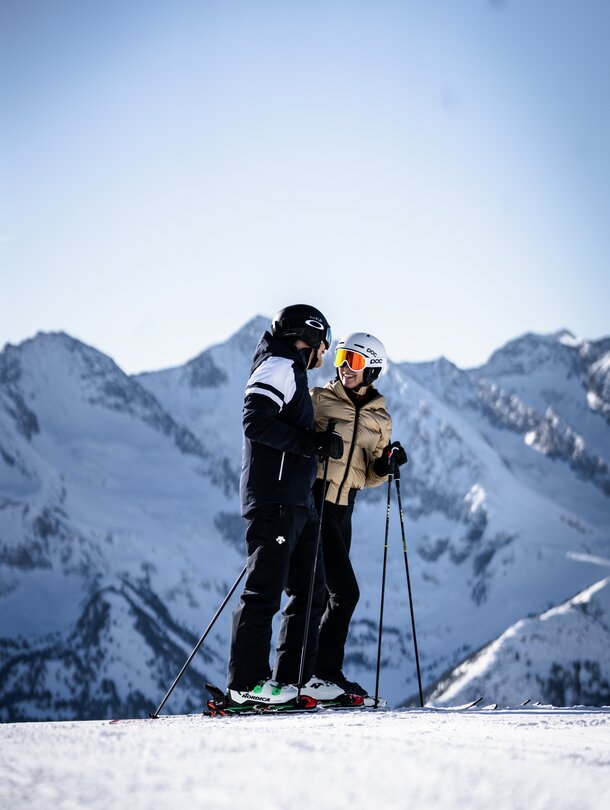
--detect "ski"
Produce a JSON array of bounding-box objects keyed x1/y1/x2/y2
[
  {"x1": 317, "y1": 693, "x2": 365, "y2": 711},
  {"x1": 204, "y1": 697, "x2": 318, "y2": 717},
  {"x1": 109, "y1": 695, "x2": 546, "y2": 724},
  {"x1": 427, "y1": 698, "x2": 538, "y2": 712},
  {"x1": 109, "y1": 713, "x2": 198, "y2": 725},
  {"x1": 363, "y1": 696, "x2": 388, "y2": 709},
  {"x1": 479, "y1": 699, "x2": 534, "y2": 711},
  {"x1": 424, "y1": 697, "x2": 484, "y2": 711}
]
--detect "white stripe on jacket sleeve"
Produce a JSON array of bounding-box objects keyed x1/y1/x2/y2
[{"x1": 245, "y1": 356, "x2": 297, "y2": 412}]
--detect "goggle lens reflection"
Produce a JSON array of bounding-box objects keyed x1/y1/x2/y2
[{"x1": 334, "y1": 348, "x2": 367, "y2": 371}]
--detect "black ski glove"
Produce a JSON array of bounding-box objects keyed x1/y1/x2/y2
[
  {"x1": 303, "y1": 430, "x2": 344, "y2": 460},
  {"x1": 373, "y1": 441, "x2": 408, "y2": 476}
]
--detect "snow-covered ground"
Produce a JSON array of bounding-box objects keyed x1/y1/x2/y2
[{"x1": 1, "y1": 707, "x2": 609, "y2": 810}]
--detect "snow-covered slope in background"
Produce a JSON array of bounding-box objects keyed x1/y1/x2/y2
[
  {"x1": 1, "y1": 321, "x2": 609, "y2": 720},
  {"x1": 429, "y1": 576, "x2": 610, "y2": 707}
]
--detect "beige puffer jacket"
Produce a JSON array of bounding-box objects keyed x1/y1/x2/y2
[{"x1": 310, "y1": 379, "x2": 392, "y2": 506}]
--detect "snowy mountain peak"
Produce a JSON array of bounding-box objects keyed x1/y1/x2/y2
[
  {"x1": 226, "y1": 314, "x2": 271, "y2": 354},
  {"x1": 1, "y1": 331, "x2": 127, "y2": 403},
  {"x1": 148, "y1": 316, "x2": 270, "y2": 392},
  {"x1": 0, "y1": 332, "x2": 212, "y2": 462},
  {"x1": 556, "y1": 329, "x2": 583, "y2": 348},
  {"x1": 480, "y1": 330, "x2": 582, "y2": 378},
  {"x1": 395, "y1": 355, "x2": 464, "y2": 397}
]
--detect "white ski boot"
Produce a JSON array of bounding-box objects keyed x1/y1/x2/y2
[
  {"x1": 300, "y1": 677, "x2": 346, "y2": 701},
  {"x1": 228, "y1": 678, "x2": 299, "y2": 707}
]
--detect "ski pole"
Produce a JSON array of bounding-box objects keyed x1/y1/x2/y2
[
  {"x1": 297, "y1": 418, "x2": 337, "y2": 699},
  {"x1": 150, "y1": 564, "x2": 247, "y2": 718},
  {"x1": 374, "y1": 464, "x2": 394, "y2": 709},
  {"x1": 394, "y1": 465, "x2": 424, "y2": 707}
]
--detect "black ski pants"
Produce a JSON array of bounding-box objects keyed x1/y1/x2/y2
[
  {"x1": 227, "y1": 503, "x2": 325, "y2": 691},
  {"x1": 315, "y1": 487, "x2": 359, "y2": 680}
]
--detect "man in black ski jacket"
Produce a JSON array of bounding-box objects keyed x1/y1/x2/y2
[{"x1": 226, "y1": 304, "x2": 345, "y2": 708}]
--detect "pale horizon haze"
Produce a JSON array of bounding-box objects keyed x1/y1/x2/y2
[{"x1": 1, "y1": 0, "x2": 609, "y2": 374}]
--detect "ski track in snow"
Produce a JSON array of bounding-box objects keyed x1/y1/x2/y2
[{"x1": 1, "y1": 709, "x2": 610, "y2": 810}]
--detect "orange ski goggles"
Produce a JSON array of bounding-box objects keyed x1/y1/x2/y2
[{"x1": 334, "y1": 348, "x2": 367, "y2": 372}]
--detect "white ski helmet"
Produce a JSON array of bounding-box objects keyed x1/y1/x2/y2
[{"x1": 334, "y1": 332, "x2": 387, "y2": 384}]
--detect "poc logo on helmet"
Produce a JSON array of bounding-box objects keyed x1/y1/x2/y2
[
  {"x1": 305, "y1": 319, "x2": 324, "y2": 330},
  {"x1": 366, "y1": 348, "x2": 378, "y2": 357},
  {"x1": 370, "y1": 358, "x2": 383, "y2": 364}
]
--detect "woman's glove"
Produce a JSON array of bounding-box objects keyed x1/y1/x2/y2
[{"x1": 373, "y1": 441, "x2": 408, "y2": 476}]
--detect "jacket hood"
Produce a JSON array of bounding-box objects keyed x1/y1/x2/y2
[{"x1": 253, "y1": 331, "x2": 308, "y2": 370}]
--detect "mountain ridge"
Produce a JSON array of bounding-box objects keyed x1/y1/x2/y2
[{"x1": 1, "y1": 321, "x2": 608, "y2": 719}]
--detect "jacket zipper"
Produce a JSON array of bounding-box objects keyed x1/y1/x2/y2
[
  {"x1": 336, "y1": 408, "x2": 360, "y2": 504},
  {"x1": 278, "y1": 451, "x2": 285, "y2": 481}
]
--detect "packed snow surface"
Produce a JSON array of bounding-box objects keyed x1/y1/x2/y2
[{"x1": 1, "y1": 707, "x2": 609, "y2": 810}]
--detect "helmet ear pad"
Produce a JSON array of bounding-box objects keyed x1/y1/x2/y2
[
  {"x1": 335, "y1": 365, "x2": 380, "y2": 386},
  {"x1": 363, "y1": 367, "x2": 381, "y2": 385}
]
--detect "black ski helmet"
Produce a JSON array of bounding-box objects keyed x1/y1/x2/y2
[{"x1": 271, "y1": 304, "x2": 332, "y2": 350}]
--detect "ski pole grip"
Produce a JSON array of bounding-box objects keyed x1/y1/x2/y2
[{"x1": 387, "y1": 440, "x2": 397, "y2": 477}]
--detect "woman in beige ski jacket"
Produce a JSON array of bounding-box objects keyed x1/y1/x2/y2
[{"x1": 310, "y1": 332, "x2": 407, "y2": 704}]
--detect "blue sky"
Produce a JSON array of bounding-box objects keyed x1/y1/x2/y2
[{"x1": 1, "y1": 0, "x2": 609, "y2": 372}]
